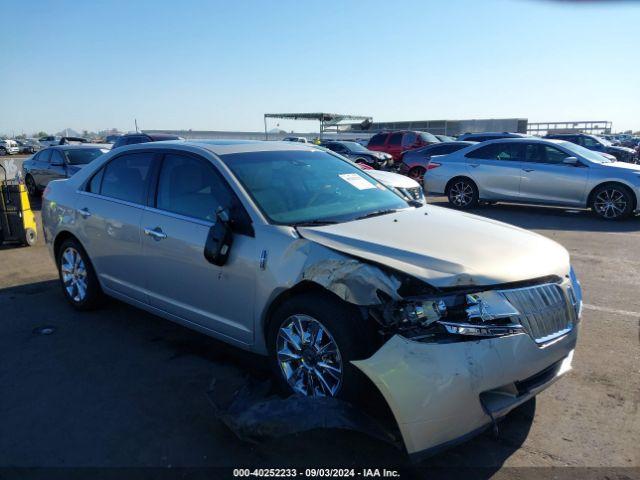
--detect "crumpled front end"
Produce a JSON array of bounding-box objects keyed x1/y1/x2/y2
[{"x1": 353, "y1": 330, "x2": 577, "y2": 457}]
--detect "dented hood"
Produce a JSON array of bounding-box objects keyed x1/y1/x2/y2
[{"x1": 297, "y1": 205, "x2": 570, "y2": 288}]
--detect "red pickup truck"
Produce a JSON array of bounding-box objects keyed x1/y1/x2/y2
[{"x1": 366, "y1": 130, "x2": 440, "y2": 163}]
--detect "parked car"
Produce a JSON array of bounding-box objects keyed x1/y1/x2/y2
[
  {"x1": 16, "y1": 138, "x2": 42, "y2": 154},
  {"x1": 105, "y1": 134, "x2": 123, "y2": 144},
  {"x1": 399, "y1": 141, "x2": 476, "y2": 182},
  {"x1": 367, "y1": 169, "x2": 425, "y2": 204},
  {"x1": 22, "y1": 145, "x2": 109, "y2": 196},
  {"x1": 457, "y1": 132, "x2": 528, "y2": 142},
  {"x1": 112, "y1": 132, "x2": 183, "y2": 149},
  {"x1": 321, "y1": 141, "x2": 392, "y2": 169},
  {"x1": 435, "y1": 135, "x2": 456, "y2": 142},
  {"x1": 59, "y1": 136, "x2": 89, "y2": 145},
  {"x1": 545, "y1": 133, "x2": 638, "y2": 164},
  {"x1": 366, "y1": 130, "x2": 440, "y2": 163},
  {"x1": 424, "y1": 137, "x2": 640, "y2": 220},
  {"x1": 282, "y1": 136, "x2": 309, "y2": 143},
  {"x1": 0, "y1": 139, "x2": 20, "y2": 155},
  {"x1": 38, "y1": 136, "x2": 62, "y2": 147},
  {"x1": 42, "y1": 139, "x2": 581, "y2": 458}
]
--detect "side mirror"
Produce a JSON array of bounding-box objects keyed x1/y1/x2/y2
[
  {"x1": 204, "y1": 207, "x2": 233, "y2": 266},
  {"x1": 563, "y1": 157, "x2": 579, "y2": 166}
]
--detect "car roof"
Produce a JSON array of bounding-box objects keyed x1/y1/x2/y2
[
  {"x1": 119, "y1": 139, "x2": 332, "y2": 156},
  {"x1": 46, "y1": 144, "x2": 109, "y2": 150},
  {"x1": 475, "y1": 137, "x2": 566, "y2": 145}
]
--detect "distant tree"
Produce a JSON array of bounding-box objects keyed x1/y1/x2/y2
[{"x1": 35, "y1": 131, "x2": 48, "y2": 138}]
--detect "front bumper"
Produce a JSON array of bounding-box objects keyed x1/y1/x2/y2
[{"x1": 352, "y1": 326, "x2": 577, "y2": 458}]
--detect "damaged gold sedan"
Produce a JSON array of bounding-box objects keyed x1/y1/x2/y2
[{"x1": 42, "y1": 140, "x2": 582, "y2": 458}]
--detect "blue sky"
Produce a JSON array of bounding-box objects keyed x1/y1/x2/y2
[{"x1": 1, "y1": 0, "x2": 638, "y2": 135}]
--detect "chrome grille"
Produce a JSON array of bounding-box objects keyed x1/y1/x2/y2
[{"x1": 499, "y1": 283, "x2": 575, "y2": 344}]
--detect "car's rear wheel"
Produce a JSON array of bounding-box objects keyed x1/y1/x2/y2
[
  {"x1": 267, "y1": 292, "x2": 373, "y2": 401},
  {"x1": 57, "y1": 238, "x2": 104, "y2": 310},
  {"x1": 0, "y1": 147, "x2": 6, "y2": 156},
  {"x1": 447, "y1": 177, "x2": 479, "y2": 209},
  {"x1": 408, "y1": 166, "x2": 426, "y2": 183},
  {"x1": 25, "y1": 175, "x2": 37, "y2": 196},
  {"x1": 591, "y1": 184, "x2": 634, "y2": 220}
]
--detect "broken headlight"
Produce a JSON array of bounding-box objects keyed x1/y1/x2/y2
[{"x1": 389, "y1": 290, "x2": 524, "y2": 339}]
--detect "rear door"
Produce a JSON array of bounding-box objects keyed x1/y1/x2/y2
[
  {"x1": 76, "y1": 151, "x2": 157, "y2": 302},
  {"x1": 464, "y1": 142, "x2": 524, "y2": 200},
  {"x1": 518, "y1": 143, "x2": 590, "y2": 206},
  {"x1": 140, "y1": 152, "x2": 257, "y2": 344}
]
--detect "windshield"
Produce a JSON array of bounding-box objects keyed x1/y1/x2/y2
[
  {"x1": 420, "y1": 132, "x2": 439, "y2": 143},
  {"x1": 63, "y1": 148, "x2": 108, "y2": 165},
  {"x1": 340, "y1": 142, "x2": 369, "y2": 153},
  {"x1": 222, "y1": 149, "x2": 408, "y2": 225},
  {"x1": 559, "y1": 141, "x2": 614, "y2": 163},
  {"x1": 593, "y1": 136, "x2": 612, "y2": 146}
]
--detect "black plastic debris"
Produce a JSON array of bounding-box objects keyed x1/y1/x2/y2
[
  {"x1": 207, "y1": 374, "x2": 400, "y2": 448},
  {"x1": 32, "y1": 325, "x2": 56, "y2": 335}
]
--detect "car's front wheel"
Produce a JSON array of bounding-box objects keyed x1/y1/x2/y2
[
  {"x1": 408, "y1": 166, "x2": 426, "y2": 183},
  {"x1": 447, "y1": 177, "x2": 479, "y2": 209},
  {"x1": 591, "y1": 184, "x2": 634, "y2": 220},
  {"x1": 57, "y1": 238, "x2": 104, "y2": 310},
  {"x1": 267, "y1": 292, "x2": 373, "y2": 400}
]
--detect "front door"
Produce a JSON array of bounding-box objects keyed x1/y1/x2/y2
[
  {"x1": 141, "y1": 152, "x2": 256, "y2": 345},
  {"x1": 518, "y1": 143, "x2": 590, "y2": 206}
]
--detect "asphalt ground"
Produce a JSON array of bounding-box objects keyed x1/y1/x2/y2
[{"x1": 0, "y1": 192, "x2": 638, "y2": 478}]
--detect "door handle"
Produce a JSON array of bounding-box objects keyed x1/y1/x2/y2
[
  {"x1": 78, "y1": 207, "x2": 91, "y2": 218},
  {"x1": 469, "y1": 163, "x2": 480, "y2": 168},
  {"x1": 522, "y1": 168, "x2": 535, "y2": 172},
  {"x1": 144, "y1": 227, "x2": 167, "y2": 240}
]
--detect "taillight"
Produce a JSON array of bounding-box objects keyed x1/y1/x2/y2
[{"x1": 426, "y1": 162, "x2": 441, "y2": 170}]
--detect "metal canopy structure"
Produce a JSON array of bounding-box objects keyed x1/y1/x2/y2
[
  {"x1": 527, "y1": 121, "x2": 612, "y2": 136},
  {"x1": 263, "y1": 112, "x2": 372, "y2": 140}
]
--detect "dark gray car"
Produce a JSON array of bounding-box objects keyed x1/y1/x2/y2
[
  {"x1": 399, "y1": 141, "x2": 476, "y2": 181},
  {"x1": 22, "y1": 145, "x2": 109, "y2": 196}
]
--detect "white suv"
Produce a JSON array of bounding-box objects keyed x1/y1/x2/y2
[{"x1": 0, "y1": 139, "x2": 20, "y2": 155}]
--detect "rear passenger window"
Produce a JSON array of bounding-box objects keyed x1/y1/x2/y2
[
  {"x1": 100, "y1": 152, "x2": 154, "y2": 204},
  {"x1": 367, "y1": 134, "x2": 386, "y2": 146},
  {"x1": 156, "y1": 154, "x2": 233, "y2": 222},
  {"x1": 389, "y1": 133, "x2": 402, "y2": 146}
]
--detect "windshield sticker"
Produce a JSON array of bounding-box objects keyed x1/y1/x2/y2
[{"x1": 339, "y1": 173, "x2": 376, "y2": 190}]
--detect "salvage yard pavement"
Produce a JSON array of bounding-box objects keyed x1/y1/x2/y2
[{"x1": 0, "y1": 197, "x2": 638, "y2": 476}]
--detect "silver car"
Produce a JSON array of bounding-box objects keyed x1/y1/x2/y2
[
  {"x1": 22, "y1": 145, "x2": 109, "y2": 196},
  {"x1": 42, "y1": 140, "x2": 581, "y2": 457},
  {"x1": 425, "y1": 138, "x2": 640, "y2": 220}
]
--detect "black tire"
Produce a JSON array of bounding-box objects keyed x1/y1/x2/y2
[
  {"x1": 23, "y1": 228, "x2": 37, "y2": 246},
  {"x1": 0, "y1": 147, "x2": 6, "y2": 156},
  {"x1": 56, "y1": 238, "x2": 104, "y2": 310},
  {"x1": 25, "y1": 175, "x2": 37, "y2": 197},
  {"x1": 408, "y1": 166, "x2": 426, "y2": 183},
  {"x1": 266, "y1": 292, "x2": 374, "y2": 401},
  {"x1": 354, "y1": 157, "x2": 370, "y2": 167},
  {"x1": 447, "y1": 177, "x2": 479, "y2": 209},
  {"x1": 590, "y1": 184, "x2": 634, "y2": 220}
]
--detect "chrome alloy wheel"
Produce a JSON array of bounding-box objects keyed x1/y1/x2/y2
[
  {"x1": 60, "y1": 247, "x2": 88, "y2": 302},
  {"x1": 276, "y1": 314, "x2": 343, "y2": 397},
  {"x1": 449, "y1": 181, "x2": 474, "y2": 207},
  {"x1": 593, "y1": 188, "x2": 628, "y2": 219}
]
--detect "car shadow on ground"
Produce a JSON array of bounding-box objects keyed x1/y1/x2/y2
[
  {"x1": 0, "y1": 280, "x2": 535, "y2": 473},
  {"x1": 428, "y1": 197, "x2": 640, "y2": 233}
]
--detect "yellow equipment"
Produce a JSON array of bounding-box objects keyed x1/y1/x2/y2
[{"x1": 0, "y1": 164, "x2": 37, "y2": 246}]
